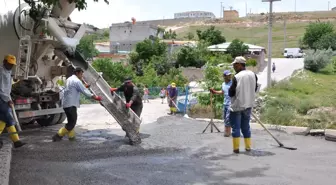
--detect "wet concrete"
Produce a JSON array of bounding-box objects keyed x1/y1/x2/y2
[{"x1": 10, "y1": 116, "x2": 336, "y2": 185}]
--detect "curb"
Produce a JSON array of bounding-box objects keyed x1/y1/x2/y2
[
  {"x1": 192, "y1": 117, "x2": 336, "y2": 141},
  {"x1": 325, "y1": 129, "x2": 336, "y2": 142},
  {"x1": 0, "y1": 140, "x2": 12, "y2": 185}
]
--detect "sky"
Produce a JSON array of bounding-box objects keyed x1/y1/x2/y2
[{"x1": 1, "y1": 0, "x2": 336, "y2": 28}]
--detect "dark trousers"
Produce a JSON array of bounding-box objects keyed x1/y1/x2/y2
[
  {"x1": 131, "y1": 103, "x2": 143, "y2": 118},
  {"x1": 64, "y1": 106, "x2": 77, "y2": 131},
  {"x1": 0, "y1": 99, "x2": 14, "y2": 127}
]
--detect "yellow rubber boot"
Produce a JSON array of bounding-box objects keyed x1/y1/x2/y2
[
  {"x1": 7, "y1": 125, "x2": 19, "y2": 142},
  {"x1": 0, "y1": 121, "x2": 6, "y2": 134},
  {"x1": 52, "y1": 127, "x2": 68, "y2": 142},
  {"x1": 233, "y1": 137, "x2": 240, "y2": 154},
  {"x1": 6, "y1": 125, "x2": 26, "y2": 148},
  {"x1": 244, "y1": 138, "x2": 251, "y2": 152},
  {"x1": 57, "y1": 127, "x2": 69, "y2": 137},
  {"x1": 68, "y1": 129, "x2": 76, "y2": 141}
]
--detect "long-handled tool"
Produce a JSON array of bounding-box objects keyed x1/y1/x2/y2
[
  {"x1": 168, "y1": 96, "x2": 181, "y2": 112},
  {"x1": 202, "y1": 93, "x2": 221, "y2": 133},
  {"x1": 11, "y1": 104, "x2": 22, "y2": 132},
  {"x1": 251, "y1": 113, "x2": 297, "y2": 150}
]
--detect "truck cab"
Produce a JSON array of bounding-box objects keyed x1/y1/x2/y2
[{"x1": 284, "y1": 48, "x2": 304, "y2": 58}]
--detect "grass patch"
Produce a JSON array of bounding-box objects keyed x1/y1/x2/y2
[{"x1": 260, "y1": 70, "x2": 336, "y2": 129}]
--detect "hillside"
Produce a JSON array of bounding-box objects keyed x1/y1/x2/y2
[{"x1": 169, "y1": 11, "x2": 336, "y2": 57}]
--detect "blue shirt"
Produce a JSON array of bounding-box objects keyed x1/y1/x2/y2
[
  {"x1": 222, "y1": 80, "x2": 232, "y2": 106},
  {"x1": 62, "y1": 75, "x2": 93, "y2": 108},
  {"x1": 168, "y1": 87, "x2": 178, "y2": 98}
]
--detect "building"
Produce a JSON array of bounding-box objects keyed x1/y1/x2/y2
[
  {"x1": 223, "y1": 10, "x2": 239, "y2": 20},
  {"x1": 161, "y1": 40, "x2": 197, "y2": 55},
  {"x1": 109, "y1": 22, "x2": 163, "y2": 53},
  {"x1": 332, "y1": 7, "x2": 336, "y2": 11},
  {"x1": 174, "y1": 11, "x2": 215, "y2": 19},
  {"x1": 208, "y1": 42, "x2": 266, "y2": 72}
]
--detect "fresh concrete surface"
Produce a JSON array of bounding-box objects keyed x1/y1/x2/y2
[
  {"x1": 257, "y1": 58, "x2": 304, "y2": 90},
  {"x1": 9, "y1": 116, "x2": 336, "y2": 185},
  {"x1": 0, "y1": 140, "x2": 12, "y2": 185}
]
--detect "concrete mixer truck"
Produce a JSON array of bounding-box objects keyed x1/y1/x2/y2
[{"x1": 0, "y1": 0, "x2": 142, "y2": 144}]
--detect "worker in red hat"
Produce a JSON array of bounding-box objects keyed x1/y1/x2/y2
[
  {"x1": 52, "y1": 67, "x2": 102, "y2": 142},
  {"x1": 0, "y1": 55, "x2": 26, "y2": 148},
  {"x1": 110, "y1": 77, "x2": 143, "y2": 139}
]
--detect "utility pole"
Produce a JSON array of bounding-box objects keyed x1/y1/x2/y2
[
  {"x1": 245, "y1": 2, "x2": 248, "y2": 17},
  {"x1": 294, "y1": 0, "x2": 296, "y2": 12},
  {"x1": 220, "y1": 2, "x2": 224, "y2": 18},
  {"x1": 328, "y1": 1, "x2": 330, "y2": 10},
  {"x1": 284, "y1": 18, "x2": 287, "y2": 49},
  {"x1": 262, "y1": 0, "x2": 281, "y2": 88}
]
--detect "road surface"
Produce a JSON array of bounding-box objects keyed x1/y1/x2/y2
[
  {"x1": 9, "y1": 113, "x2": 336, "y2": 185},
  {"x1": 257, "y1": 58, "x2": 304, "y2": 90}
]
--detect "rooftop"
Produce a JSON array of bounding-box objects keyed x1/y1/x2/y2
[{"x1": 208, "y1": 42, "x2": 266, "y2": 52}]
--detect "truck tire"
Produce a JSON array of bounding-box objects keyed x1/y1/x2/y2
[
  {"x1": 36, "y1": 113, "x2": 61, "y2": 127},
  {"x1": 56, "y1": 113, "x2": 66, "y2": 125},
  {"x1": 36, "y1": 103, "x2": 61, "y2": 127}
]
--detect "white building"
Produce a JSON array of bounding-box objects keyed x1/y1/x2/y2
[
  {"x1": 174, "y1": 11, "x2": 215, "y2": 19},
  {"x1": 109, "y1": 22, "x2": 163, "y2": 53}
]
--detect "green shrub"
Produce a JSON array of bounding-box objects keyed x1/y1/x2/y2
[
  {"x1": 246, "y1": 58, "x2": 257, "y2": 67},
  {"x1": 303, "y1": 49, "x2": 334, "y2": 72}
]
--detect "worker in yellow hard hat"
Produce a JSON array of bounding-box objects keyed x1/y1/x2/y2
[
  {"x1": 167, "y1": 82, "x2": 178, "y2": 115},
  {"x1": 0, "y1": 55, "x2": 26, "y2": 149}
]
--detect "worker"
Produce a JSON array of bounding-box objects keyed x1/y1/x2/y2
[
  {"x1": 167, "y1": 82, "x2": 178, "y2": 115},
  {"x1": 52, "y1": 67, "x2": 102, "y2": 142},
  {"x1": 166, "y1": 84, "x2": 171, "y2": 104},
  {"x1": 229, "y1": 56, "x2": 258, "y2": 154},
  {"x1": 272, "y1": 62, "x2": 276, "y2": 73},
  {"x1": 0, "y1": 55, "x2": 26, "y2": 148},
  {"x1": 110, "y1": 77, "x2": 143, "y2": 137},
  {"x1": 210, "y1": 70, "x2": 232, "y2": 137}
]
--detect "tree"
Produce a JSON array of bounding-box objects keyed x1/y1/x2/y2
[
  {"x1": 303, "y1": 22, "x2": 334, "y2": 49},
  {"x1": 314, "y1": 32, "x2": 336, "y2": 51},
  {"x1": 24, "y1": 0, "x2": 109, "y2": 22},
  {"x1": 135, "y1": 38, "x2": 167, "y2": 63},
  {"x1": 76, "y1": 34, "x2": 99, "y2": 60},
  {"x1": 226, "y1": 39, "x2": 249, "y2": 58},
  {"x1": 304, "y1": 48, "x2": 335, "y2": 72},
  {"x1": 92, "y1": 58, "x2": 135, "y2": 87},
  {"x1": 176, "y1": 46, "x2": 206, "y2": 68},
  {"x1": 185, "y1": 32, "x2": 195, "y2": 40},
  {"x1": 196, "y1": 26, "x2": 226, "y2": 46},
  {"x1": 163, "y1": 29, "x2": 177, "y2": 39}
]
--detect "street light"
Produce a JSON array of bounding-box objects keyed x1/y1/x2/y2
[{"x1": 262, "y1": 0, "x2": 281, "y2": 88}]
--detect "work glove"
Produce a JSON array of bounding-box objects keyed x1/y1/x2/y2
[
  {"x1": 126, "y1": 103, "x2": 132, "y2": 109},
  {"x1": 110, "y1": 88, "x2": 117, "y2": 92},
  {"x1": 93, "y1": 95, "x2": 102, "y2": 101},
  {"x1": 85, "y1": 84, "x2": 90, "y2": 88},
  {"x1": 209, "y1": 88, "x2": 215, "y2": 93},
  {"x1": 8, "y1": 100, "x2": 14, "y2": 107}
]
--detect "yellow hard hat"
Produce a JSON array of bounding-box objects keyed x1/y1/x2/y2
[
  {"x1": 171, "y1": 82, "x2": 176, "y2": 87},
  {"x1": 4, "y1": 55, "x2": 16, "y2": 65}
]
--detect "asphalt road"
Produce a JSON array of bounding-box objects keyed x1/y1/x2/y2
[{"x1": 9, "y1": 116, "x2": 336, "y2": 185}]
